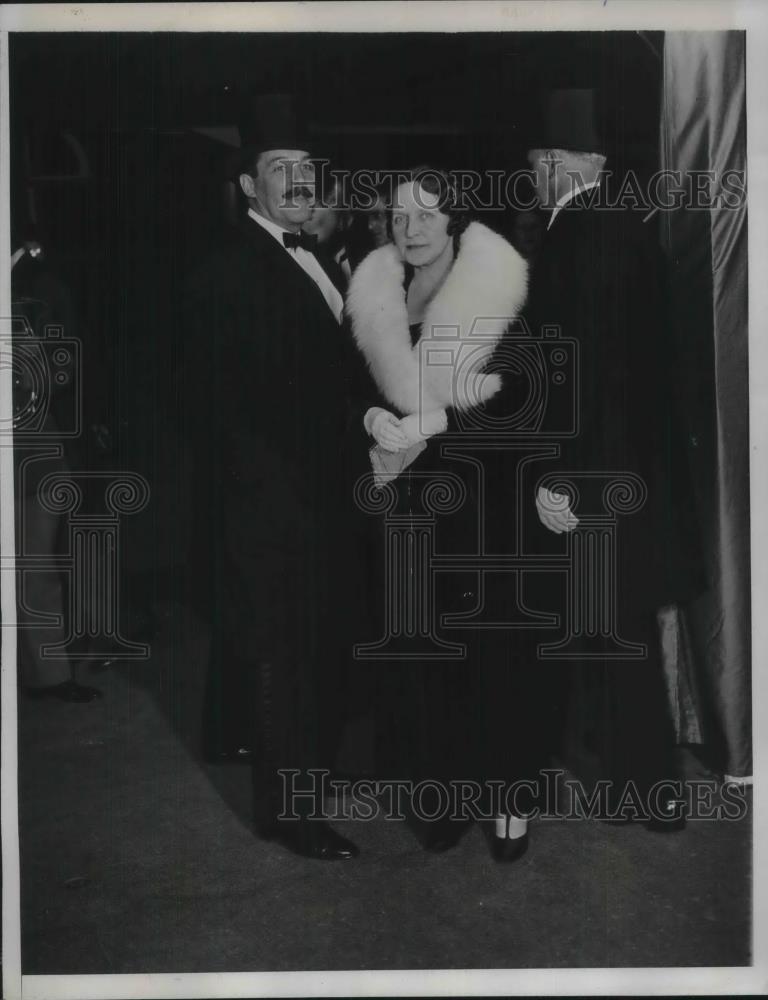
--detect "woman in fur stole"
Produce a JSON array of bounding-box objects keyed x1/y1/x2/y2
[{"x1": 347, "y1": 167, "x2": 539, "y2": 861}]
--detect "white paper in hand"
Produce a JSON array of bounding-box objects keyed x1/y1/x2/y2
[{"x1": 369, "y1": 440, "x2": 427, "y2": 488}]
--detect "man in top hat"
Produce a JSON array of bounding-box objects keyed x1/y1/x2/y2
[
  {"x1": 182, "y1": 93, "x2": 362, "y2": 859},
  {"x1": 525, "y1": 89, "x2": 703, "y2": 827}
]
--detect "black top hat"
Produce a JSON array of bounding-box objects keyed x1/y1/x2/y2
[
  {"x1": 236, "y1": 92, "x2": 311, "y2": 173},
  {"x1": 532, "y1": 88, "x2": 607, "y2": 155}
]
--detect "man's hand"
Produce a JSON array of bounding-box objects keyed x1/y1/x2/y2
[
  {"x1": 368, "y1": 408, "x2": 409, "y2": 452},
  {"x1": 536, "y1": 486, "x2": 579, "y2": 534}
]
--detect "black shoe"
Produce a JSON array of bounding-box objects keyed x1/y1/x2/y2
[
  {"x1": 24, "y1": 680, "x2": 103, "y2": 703},
  {"x1": 490, "y1": 831, "x2": 529, "y2": 863},
  {"x1": 420, "y1": 818, "x2": 469, "y2": 853},
  {"x1": 259, "y1": 819, "x2": 360, "y2": 860},
  {"x1": 600, "y1": 795, "x2": 687, "y2": 832},
  {"x1": 484, "y1": 819, "x2": 529, "y2": 863},
  {"x1": 646, "y1": 796, "x2": 687, "y2": 832}
]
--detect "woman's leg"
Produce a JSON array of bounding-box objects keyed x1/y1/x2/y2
[{"x1": 474, "y1": 624, "x2": 547, "y2": 858}]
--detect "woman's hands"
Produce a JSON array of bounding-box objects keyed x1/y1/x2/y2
[
  {"x1": 364, "y1": 407, "x2": 448, "y2": 452},
  {"x1": 367, "y1": 408, "x2": 409, "y2": 452},
  {"x1": 400, "y1": 410, "x2": 448, "y2": 442}
]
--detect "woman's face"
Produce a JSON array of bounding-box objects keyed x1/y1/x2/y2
[{"x1": 391, "y1": 181, "x2": 451, "y2": 268}]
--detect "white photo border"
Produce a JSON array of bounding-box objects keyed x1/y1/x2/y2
[{"x1": 0, "y1": 3, "x2": 765, "y2": 998}]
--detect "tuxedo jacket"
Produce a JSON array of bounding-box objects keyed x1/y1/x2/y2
[{"x1": 181, "y1": 212, "x2": 368, "y2": 661}]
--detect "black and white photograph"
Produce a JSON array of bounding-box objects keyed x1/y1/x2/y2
[{"x1": 0, "y1": 3, "x2": 765, "y2": 997}]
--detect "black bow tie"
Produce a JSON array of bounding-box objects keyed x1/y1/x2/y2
[{"x1": 282, "y1": 230, "x2": 318, "y2": 252}]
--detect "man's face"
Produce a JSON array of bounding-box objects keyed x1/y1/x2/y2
[
  {"x1": 527, "y1": 149, "x2": 557, "y2": 209},
  {"x1": 367, "y1": 196, "x2": 389, "y2": 248},
  {"x1": 511, "y1": 211, "x2": 544, "y2": 260},
  {"x1": 241, "y1": 149, "x2": 315, "y2": 229}
]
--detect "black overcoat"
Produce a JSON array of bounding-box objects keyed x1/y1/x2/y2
[
  {"x1": 181, "y1": 213, "x2": 368, "y2": 673},
  {"x1": 524, "y1": 191, "x2": 704, "y2": 619}
]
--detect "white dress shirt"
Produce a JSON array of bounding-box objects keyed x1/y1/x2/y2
[
  {"x1": 334, "y1": 247, "x2": 352, "y2": 284},
  {"x1": 247, "y1": 207, "x2": 344, "y2": 323},
  {"x1": 547, "y1": 178, "x2": 602, "y2": 230}
]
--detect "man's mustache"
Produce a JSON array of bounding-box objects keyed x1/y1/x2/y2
[{"x1": 285, "y1": 184, "x2": 314, "y2": 200}]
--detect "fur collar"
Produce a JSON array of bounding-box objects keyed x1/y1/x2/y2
[{"x1": 346, "y1": 221, "x2": 527, "y2": 415}]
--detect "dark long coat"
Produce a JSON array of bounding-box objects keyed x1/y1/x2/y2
[
  {"x1": 345, "y1": 223, "x2": 534, "y2": 794},
  {"x1": 521, "y1": 190, "x2": 706, "y2": 795},
  {"x1": 524, "y1": 191, "x2": 704, "y2": 619},
  {"x1": 181, "y1": 212, "x2": 368, "y2": 810}
]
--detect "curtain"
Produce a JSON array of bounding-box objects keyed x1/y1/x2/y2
[{"x1": 659, "y1": 32, "x2": 751, "y2": 779}]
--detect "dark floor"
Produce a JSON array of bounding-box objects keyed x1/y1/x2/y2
[{"x1": 18, "y1": 598, "x2": 752, "y2": 974}]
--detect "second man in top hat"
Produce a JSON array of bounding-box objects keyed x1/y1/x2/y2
[{"x1": 525, "y1": 88, "x2": 703, "y2": 826}]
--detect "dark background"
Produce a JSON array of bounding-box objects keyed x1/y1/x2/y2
[
  {"x1": 10, "y1": 33, "x2": 753, "y2": 977},
  {"x1": 9, "y1": 29, "x2": 663, "y2": 604}
]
